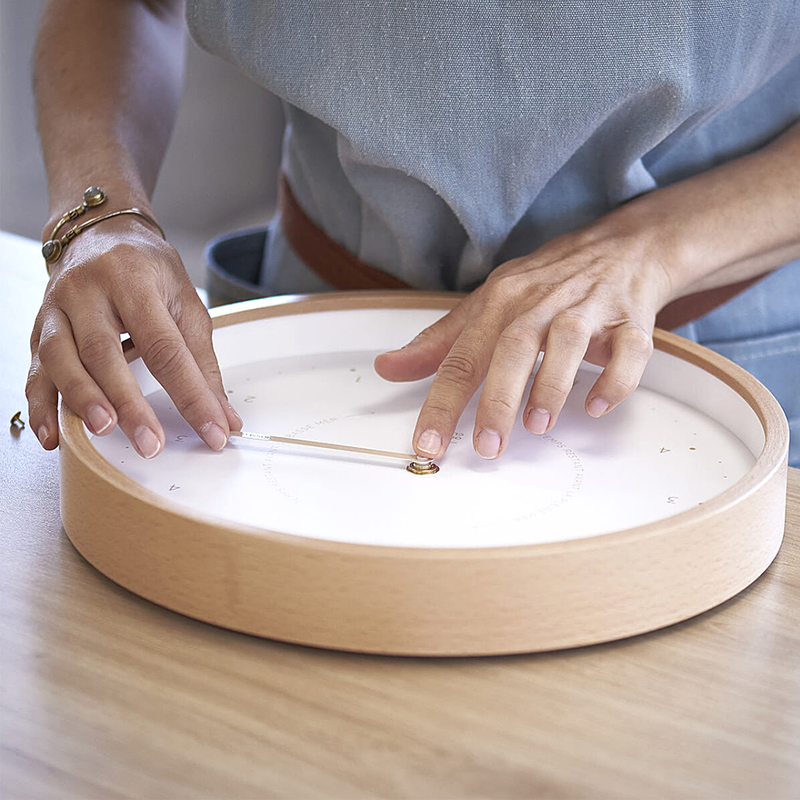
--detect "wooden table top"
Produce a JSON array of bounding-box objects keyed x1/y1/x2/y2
[{"x1": 2, "y1": 230, "x2": 798, "y2": 800}]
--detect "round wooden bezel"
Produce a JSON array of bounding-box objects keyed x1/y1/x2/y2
[{"x1": 59, "y1": 292, "x2": 789, "y2": 656}]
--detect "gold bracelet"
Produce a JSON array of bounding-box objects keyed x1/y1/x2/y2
[
  {"x1": 48, "y1": 186, "x2": 107, "y2": 241},
  {"x1": 42, "y1": 187, "x2": 165, "y2": 267}
]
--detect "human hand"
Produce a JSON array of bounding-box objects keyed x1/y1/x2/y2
[
  {"x1": 375, "y1": 219, "x2": 673, "y2": 461},
  {"x1": 27, "y1": 221, "x2": 242, "y2": 458}
]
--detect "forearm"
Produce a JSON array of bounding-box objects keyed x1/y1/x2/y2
[
  {"x1": 34, "y1": 0, "x2": 186, "y2": 232},
  {"x1": 608, "y1": 122, "x2": 800, "y2": 300}
]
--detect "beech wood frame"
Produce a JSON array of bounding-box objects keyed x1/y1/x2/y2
[{"x1": 59, "y1": 292, "x2": 790, "y2": 656}]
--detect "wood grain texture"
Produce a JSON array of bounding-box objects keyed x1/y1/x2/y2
[
  {"x1": 2, "y1": 232, "x2": 799, "y2": 799},
  {"x1": 59, "y1": 295, "x2": 790, "y2": 655}
]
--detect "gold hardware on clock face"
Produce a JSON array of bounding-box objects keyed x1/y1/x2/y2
[{"x1": 406, "y1": 458, "x2": 439, "y2": 475}]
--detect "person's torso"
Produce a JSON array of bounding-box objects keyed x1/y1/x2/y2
[{"x1": 187, "y1": 0, "x2": 800, "y2": 289}]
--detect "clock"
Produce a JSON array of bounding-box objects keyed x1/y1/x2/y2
[{"x1": 59, "y1": 292, "x2": 789, "y2": 655}]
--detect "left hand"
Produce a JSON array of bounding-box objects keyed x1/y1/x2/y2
[
  {"x1": 374, "y1": 216, "x2": 673, "y2": 460},
  {"x1": 375, "y1": 123, "x2": 800, "y2": 461}
]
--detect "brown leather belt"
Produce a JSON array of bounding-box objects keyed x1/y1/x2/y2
[
  {"x1": 278, "y1": 172, "x2": 410, "y2": 291},
  {"x1": 278, "y1": 171, "x2": 765, "y2": 330}
]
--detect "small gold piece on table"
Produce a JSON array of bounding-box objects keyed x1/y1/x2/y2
[
  {"x1": 42, "y1": 187, "x2": 165, "y2": 268},
  {"x1": 230, "y1": 430, "x2": 439, "y2": 474},
  {"x1": 10, "y1": 411, "x2": 25, "y2": 430}
]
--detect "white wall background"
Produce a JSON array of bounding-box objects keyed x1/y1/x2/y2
[{"x1": 0, "y1": 0, "x2": 284, "y2": 285}]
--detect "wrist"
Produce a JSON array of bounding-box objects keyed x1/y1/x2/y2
[
  {"x1": 603, "y1": 125, "x2": 800, "y2": 299},
  {"x1": 42, "y1": 162, "x2": 154, "y2": 243},
  {"x1": 578, "y1": 198, "x2": 678, "y2": 306},
  {"x1": 41, "y1": 184, "x2": 165, "y2": 270}
]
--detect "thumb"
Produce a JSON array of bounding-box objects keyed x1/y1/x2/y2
[{"x1": 374, "y1": 301, "x2": 469, "y2": 382}]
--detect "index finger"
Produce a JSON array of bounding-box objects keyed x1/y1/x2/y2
[
  {"x1": 123, "y1": 298, "x2": 231, "y2": 450},
  {"x1": 412, "y1": 313, "x2": 501, "y2": 458}
]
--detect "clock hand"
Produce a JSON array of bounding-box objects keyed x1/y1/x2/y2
[{"x1": 229, "y1": 431, "x2": 439, "y2": 474}]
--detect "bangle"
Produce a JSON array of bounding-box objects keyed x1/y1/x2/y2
[
  {"x1": 48, "y1": 186, "x2": 107, "y2": 241},
  {"x1": 42, "y1": 187, "x2": 165, "y2": 268}
]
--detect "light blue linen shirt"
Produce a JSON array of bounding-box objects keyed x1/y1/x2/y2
[{"x1": 187, "y1": 1, "x2": 800, "y2": 464}]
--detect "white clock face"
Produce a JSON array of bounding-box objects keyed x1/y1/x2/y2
[{"x1": 90, "y1": 308, "x2": 758, "y2": 548}]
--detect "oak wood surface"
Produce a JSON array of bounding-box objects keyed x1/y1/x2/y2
[{"x1": 2, "y1": 232, "x2": 798, "y2": 799}]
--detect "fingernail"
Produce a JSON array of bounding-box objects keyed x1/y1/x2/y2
[
  {"x1": 134, "y1": 426, "x2": 162, "y2": 459},
  {"x1": 227, "y1": 402, "x2": 243, "y2": 428},
  {"x1": 396, "y1": 333, "x2": 424, "y2": 352},
  {"x1": 417, "y1": 429, "x2": 442, "y2": 457},
  {"x1": 200, "y1": 422, "x2": 228, "y2": 452},
  {"x1": 476, "y1": 429, "x2": 501, "y2": 459},
  {"x1": 38, "y1": 426, "x2": 50, "y2": 446},
  {"x1": 87, "y1": 404, "x2": 114, "y2": 435},
  {"x1": 587, "y1": 397, "x2": 610, "y2": 418},
  {"x1": 525, "y1": 408, "x2": 550, "y2": 435}
]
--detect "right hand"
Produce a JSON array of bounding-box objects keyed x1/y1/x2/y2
[{"x1": 27, "y1": 219, "x2": 242, "y2": 458}]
